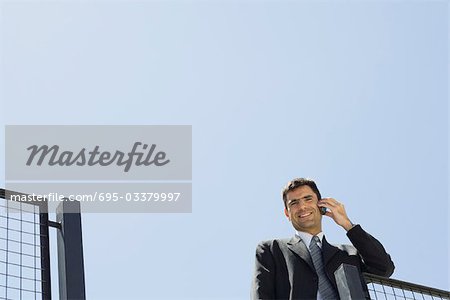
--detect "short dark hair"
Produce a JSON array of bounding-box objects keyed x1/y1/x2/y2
[{"x1": 282, "y1": 178, "x2": 322, "y2": 208}]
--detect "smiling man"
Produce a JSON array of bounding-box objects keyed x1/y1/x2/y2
[{"x1": 252, "y1": 178, "x2": 395, "y2": 300}]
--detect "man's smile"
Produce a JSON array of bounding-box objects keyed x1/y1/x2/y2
[{"x1": 299, "y1": 211, "x2": 313, "y2": 218}]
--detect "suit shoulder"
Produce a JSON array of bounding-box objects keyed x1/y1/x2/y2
[{"x1": 256, "y1": 238, "x2": 291, "y2": 248}]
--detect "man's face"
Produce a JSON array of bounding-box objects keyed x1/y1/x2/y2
[{"x1": 284, "y1": 185, "x2": 322, "y2": 235}]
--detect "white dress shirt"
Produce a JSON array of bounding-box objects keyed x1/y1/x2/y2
[{"x1": 295, "y1": 230, "x2": 326, "y2": 300}]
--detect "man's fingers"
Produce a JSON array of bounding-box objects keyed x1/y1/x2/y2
[
  {"x1": 324, "y1": 211, "x2": 333, "y2": 218},
  {"x1": 319, "y1": 198, "x2": 351, "y2": 229},
  {"x1": 320, "y1": 198, "x2": 342, "y2": 207}
]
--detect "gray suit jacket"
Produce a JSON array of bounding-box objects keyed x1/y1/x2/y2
[{"x1": 252, "y1": 225, "x2": 395, "y2": 299}]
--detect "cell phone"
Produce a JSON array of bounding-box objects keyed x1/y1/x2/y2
[
  {"x1": 318, "y1": 199, "x2": 327, "y2": 215},
  {"x1": 319, "y1": 206, "x2": 327, "y2": 215}
]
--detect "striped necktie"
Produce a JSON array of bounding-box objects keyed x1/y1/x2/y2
[{"x1": 309, "y1": 236, "x2": 339, "y2": 299}]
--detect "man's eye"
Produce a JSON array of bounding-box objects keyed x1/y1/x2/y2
[{"x1": 289, "y1": 201, "x2": 298, "y2": 206}]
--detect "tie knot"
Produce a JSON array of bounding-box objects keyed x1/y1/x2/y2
[{"x1": 310, "y1": 235, "x2": 320, "y2": 248}]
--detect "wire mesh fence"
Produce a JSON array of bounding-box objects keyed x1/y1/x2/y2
[
  {"x1": 364, "y1": 273, "x2": 450, "y2": 300},
  {"x1": 0, "y1": 189, "x2": 51, "y2": 300}
]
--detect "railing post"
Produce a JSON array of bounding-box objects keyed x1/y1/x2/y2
[
  {"x1": 56, "y1": 200, "x2": 86, "y2": 300},
  {"x1": 40, "y1": 211, "x2": 52, "y2": 300},
  {"x1": 334, "y1": 264, "x2": 369, "y2": 300}
]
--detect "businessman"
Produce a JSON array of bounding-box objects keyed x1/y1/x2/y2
[{"x1": 252, "y1": 178, "x2": 395, "y2": 299}]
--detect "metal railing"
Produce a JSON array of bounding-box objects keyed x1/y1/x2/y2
[
  {"x1": 0, "y1": 189, "x2": 86, "y2": 300},
  {"x1": 364, "y1": 273, "x2": 450, "y2": 300},
  {"x1": 0, "y1": 189, "x2": 51, "y2": 300}
]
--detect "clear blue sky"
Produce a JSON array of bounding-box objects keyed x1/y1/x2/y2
[{"x1": 0, "y1": 1, "x2": 448, "y2": 299}]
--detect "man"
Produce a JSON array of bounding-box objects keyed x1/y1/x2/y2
[{"x1": 252, "y1": 178, "x2": 395, "y2": 299}]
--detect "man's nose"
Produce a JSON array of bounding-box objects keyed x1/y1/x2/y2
[{"x1": 299, "y1": 200, "x2": 307, "y2": 209}]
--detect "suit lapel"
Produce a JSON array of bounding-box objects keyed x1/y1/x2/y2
[
  {"x1": 287, "y1": 235, "x2": 314, "y2": 270},
  {"x1": 322, "y1": 235, "x2": 340, "y2": 266}
]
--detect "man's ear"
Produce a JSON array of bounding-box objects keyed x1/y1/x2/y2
[{"x1": 284, "y1": 208, "x2": 290, "y2": 220}]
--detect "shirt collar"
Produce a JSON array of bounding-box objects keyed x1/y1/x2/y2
[{"x1": 295, "y1": 230, "x2": 324, "y2": 249}]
